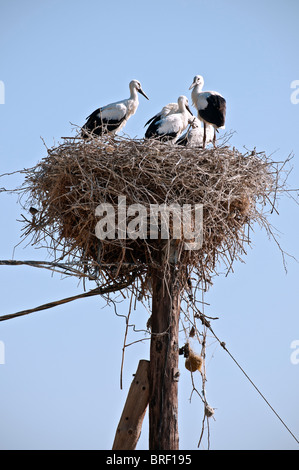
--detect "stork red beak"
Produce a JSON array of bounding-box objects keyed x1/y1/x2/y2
[
  {"x1": 138, "y1": 88, "x2": 149, "y2": 100},
  {"x1": 189, "y1": 82, "x2": 196, "y2": 90}
]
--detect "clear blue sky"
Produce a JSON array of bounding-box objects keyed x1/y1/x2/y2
[{"x1": 0, "y1": 0, "x2": 299, "y2": 450}]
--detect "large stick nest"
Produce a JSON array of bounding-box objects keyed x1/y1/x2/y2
[{"x1": 19, "y1": 134, "x2": 285, "y2": 296}]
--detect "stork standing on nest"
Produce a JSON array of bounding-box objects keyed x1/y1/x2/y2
[
  {"x1": 189, "y1": 75, "x2": 226, "y2": 149},
  {"x1": 82, "y1": 80, "x2": 149, "y2": 138},
  {"x1": 176, "y1": 117, "x2": 214, "y2": 148},
  {"x1": 144, "y1": 96, "x2": 193, "y2": 142}
]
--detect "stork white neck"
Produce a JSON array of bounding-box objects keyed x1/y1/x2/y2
[
  {"x1": 192, "y1": 81, "x2": 204, "y2": 93},
  {"x1": 189, "y1": 76, "x2": 205, "y2": 106},
  {"x1": 129, "y1": 83, "x2": 139, "y2": 102},
  {"x1": 177, "y1": 95, "x2": 189, "y2": 113}
]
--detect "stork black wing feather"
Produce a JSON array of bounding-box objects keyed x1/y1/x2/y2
[
  {"x1": 82, "y1": 108, "x2": 127, "y2": 137},
  {"x1": 198, "y1": 95, "x2": 226, "y2": 128}
]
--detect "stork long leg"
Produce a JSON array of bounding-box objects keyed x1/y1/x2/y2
[
  {"x1": 203, "y1": 122, "x2": 206, "y2": 149},
  {"x1": 213, "y1": 129, "x2": 216, "y2": 148}
]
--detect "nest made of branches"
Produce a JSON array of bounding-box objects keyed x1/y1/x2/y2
[{"x1": 18, "y1": 133, "x2": 287, "y2": 296}]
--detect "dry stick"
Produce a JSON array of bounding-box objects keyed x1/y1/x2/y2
[
  {"x1": 0, "y1": 276, "x2": 136, "y2": 322},
  {"x1": 120, "y1": 289, "x2": 134, "y2": 390},
  {"x1": 198, "y1": 287, "x2": 211, "y2": 449},
  {"x1": 184, "y1": 285, "x2": 212, "y2": 449},
  {"x1": 0, "y1": 259, "x2": 90, "y2": 278}
]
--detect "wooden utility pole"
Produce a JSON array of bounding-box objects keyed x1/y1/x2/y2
[
  {"x1": 149, "y1": 246, "x2": 181, "y2": 450},
  {"x1": 113, "y1": 244, "x2": 182, "y2": 450}
]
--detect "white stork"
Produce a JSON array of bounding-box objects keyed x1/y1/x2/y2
[
  {"x1": 189, "y1": 75, "x2": 226, "y2": 148},
  {"x1": 176, "y1": 117, "x2": 214, "y2": 148},
  {"x1": 82, "y1": 79, "x2": 149, "y2": 138},
  {"x1": 144, "y1": 101, "x2": 192, "y2": 128},
  {"x1": 144, "y1": 95, "x2": 193, "y2": 142}
]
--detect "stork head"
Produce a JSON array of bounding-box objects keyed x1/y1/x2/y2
[
  {"x1": 189, "y1": 75, "x2": 204, "y2": 90},
  {"x1": 130, "y1": 80, "x2": 149, "y2": 100},
  {"x1": 178, "y1": 95, "x2": 193, "y2": 116}
]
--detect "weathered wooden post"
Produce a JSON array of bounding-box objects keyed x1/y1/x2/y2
[
  {"x1": 113, "y1": 359, "x2": 150, "y2": 450},
  {"x1": 148, "y1": 243, "x2": 181, "y2": 450}
]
